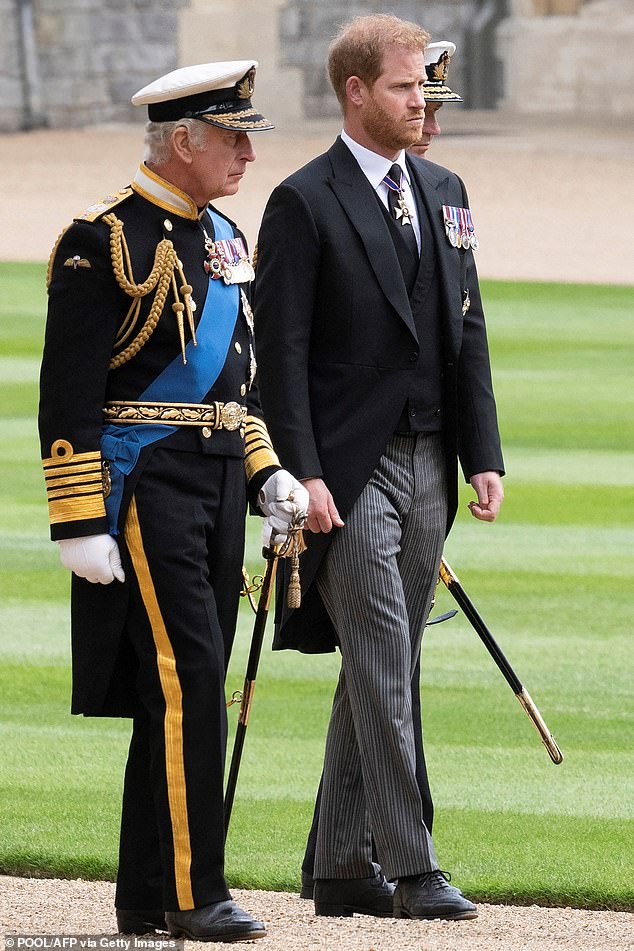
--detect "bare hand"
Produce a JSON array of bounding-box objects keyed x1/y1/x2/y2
[
  {"x1": 468, "y1": 471, "x2": 504, "y2": 522},
  {"x1": 301, "y1": 478, "x2": 344, "y2": 533}
]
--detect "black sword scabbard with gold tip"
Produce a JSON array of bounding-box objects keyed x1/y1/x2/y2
[
  {"x1": 439, "y1": 557, "x2": 563, "y2": 765},
  {"x1": 224, "y1": 512, "x2": 307, "y2": 836},
  {"x1": 224, "y1": 546, "x2": 279, "y2": 836}
]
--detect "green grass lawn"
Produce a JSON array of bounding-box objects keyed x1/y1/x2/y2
[{"x1": 1, "y1": 263, "x2": 633, "y2": 909}]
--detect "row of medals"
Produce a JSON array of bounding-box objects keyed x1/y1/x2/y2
[
  {"x1": 442, "y1": 205, "x2": 480, "y2": 251},
  {"x1": 446, "y1": 222, "x2": 479, "y2": 250},
  {"x1": 193, "y1": 228, "x2": 258, "y2": 388},
  {"x1": 203, "y1": 233, "x2": 255, "y2": 285},
  {"x1": 399, "y1": 195, "x2": 479, "y2": 250}
]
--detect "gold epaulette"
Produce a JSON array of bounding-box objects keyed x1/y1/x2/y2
[
  {"x1": 244, "y1": 415, "x2": 280, "y2": 482},
  {"x1": 46, "y1": 188, "x2": 135, "y2": 288},
  {"x1": 75, "y1": 187, "x2": 134, "y2": 223}
]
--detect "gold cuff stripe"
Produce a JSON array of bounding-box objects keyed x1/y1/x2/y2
[
  {"x1": 48, "y1": 494, "x2": 106, "y2": 525},
  {"x1": 245, "y1": 425, "x2": 271, "y2": 442},
  {"x1": 245, "y1": 419, "x2": 274, "y2": 446},
  {"x1": 46, "y1": 471, "x2": 103, "y2": 490},
  {"x1": 44, "y1": 461, "x2": 102, "y2": 479},
  {"x1": 124, "y1": 496, "x2": 194, "y2": 911},
  {"x1": 245, "y1": 426, "x2": 272, "y2": 446},
  {"x1": 245, "y1": 445, "x2": 280, "y2": 481},
  {"x1": 245, "y1": 436, "x2": 274, "y2": 456},
  {"x1": 43, "y1": 449, "x2": 102, "y2": 469},
  {"x1": 245, "y1": 415, "x2": 269, "y2": 432},
  {"x1": 46, "y1": 482, "x2": 103, "y2": 501}
]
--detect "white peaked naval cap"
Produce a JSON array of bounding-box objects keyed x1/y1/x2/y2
[
  {"x1": 424, "y1": 41, "x2": 463, "y2": 103},
  {"x1": 131, "y1": 60, "x2": 274, "y2": 131}
]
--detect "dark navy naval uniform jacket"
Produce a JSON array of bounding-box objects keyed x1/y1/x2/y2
[{"x1": 39, "y1": 164, "x2": 280, "y2": 715}]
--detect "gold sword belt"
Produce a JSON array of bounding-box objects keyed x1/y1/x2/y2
[{"x1": 103, "y1": 399, "x2": 247, "y2": 430}]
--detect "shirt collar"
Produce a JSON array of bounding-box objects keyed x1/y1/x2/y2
[
  {"x1": 340, "y1": 129, "x2": 410, "y2": 191},
  {"x1": 131, "y1": 163, "x2": 200, "y2": 220}
]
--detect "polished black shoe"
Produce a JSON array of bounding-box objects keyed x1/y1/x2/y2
[
  {"x1": 165, "y1": 900, "x2": 266, "y2": 942},
  {"x1": 314, "y1": 872, "x2": 395, "y2": 917},
  {"x1": 300, "y1": 869, "x2": 314, "y2": 900},
  {"x1": 393, "y1": 871, "x2": 478, "y2": 920},
  {"x1": 116, "y1": 909, "x2": 166, "y2": 935}
]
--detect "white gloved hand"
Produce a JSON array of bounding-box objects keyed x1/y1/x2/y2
[
  {"x1": 259, "y1": 470, "x2": 309, "y2": 548},
  {"x1": 57, "y1": 533, "x2": 125, "y2": 584}
]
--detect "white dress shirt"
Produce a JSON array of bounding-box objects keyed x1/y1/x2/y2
[{"x1": 340, "y1": 129, "x2": 421, "y2": 251}]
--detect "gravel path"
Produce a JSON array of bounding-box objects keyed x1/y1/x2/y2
[
  {"x1": 1, "y1": 112, "x2": 633, "y2": 284},
  {"x1": 2, "y1": 877, "x2": 633, "y2": 951}
]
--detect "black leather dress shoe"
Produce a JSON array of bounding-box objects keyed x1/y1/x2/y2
[
  {"x1": 393, "y1": 871, "x2": 478, "y2": 920},
  {"x1": 165, "y1": 900, "x2": 266, "y2": 942},
  {"x1": 314, "y1": 872, "x2": 395, "y2": 917},
  {"x1": 300, "y1": 870, "x2": 314, "y2": 900},
  {"x1": 116, "y1": 909, "x2": 166, "y2": 935}
]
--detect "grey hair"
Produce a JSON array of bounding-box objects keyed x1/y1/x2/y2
[{"x1": 143, "y1": 118, "x2": 210, "y2": 165}]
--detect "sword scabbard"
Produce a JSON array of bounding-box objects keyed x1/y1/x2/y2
[{"x1": 516, "y1": 687, "x2": 563, "y2": 764}]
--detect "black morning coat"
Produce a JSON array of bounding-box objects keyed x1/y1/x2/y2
[
  {"x1": 254, "y1": 137, "x2": 504, "y2": 654},
  {"x1": 39, "y1": 177, "x2": 279, "y2": 715}
]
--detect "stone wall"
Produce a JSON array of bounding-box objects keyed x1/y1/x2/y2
[
  {"x1": 179, "y1": 0, "x2": 303, "y2": 128},
  {"x1": 497, "y1": 0, "x2": 634, "y2": 116},
  {"x1": 0, "y1": 1, "x2": 24, "y2": 131},
  {"x1": 278, "y1": 0, "x2": 507, "y2": 115},
  {"x1": 3, "y1": 0, "x2": 632, "y2": 131},
  {"x1": 0, "y1": 0, "x2": 190, "y2": 132}
]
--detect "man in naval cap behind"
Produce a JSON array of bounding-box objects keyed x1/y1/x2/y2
[
  {"x1": 39, "y1": 60, "x2": 308, "y2": 942},
  {"x1": 408, "y1": 40, "x2": 463, "y2": 159}
]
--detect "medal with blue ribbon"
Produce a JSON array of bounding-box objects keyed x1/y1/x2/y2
[
  {"x1": 442, "y1": 204, "x2": 479, "y2": 250},
  {"x1": 383, "y1": 169, "x2": 413, "y2": 227},
  {"x1": 202, "y1": 226, "x2": 255, "y2": 284}
]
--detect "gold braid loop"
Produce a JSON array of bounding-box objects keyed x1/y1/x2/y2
[
  {"x1": 46, "y1": 226, "x2": 71, "y2": 289},
  {"x1": 104, "y1": 212, "x2": 195, "y2": 369}
]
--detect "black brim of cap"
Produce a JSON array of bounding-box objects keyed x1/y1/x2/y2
[{"x1": 147, "y1": 88, "x2": 274, "y2": 129}]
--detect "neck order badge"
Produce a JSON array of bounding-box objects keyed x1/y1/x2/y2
[{"x1": 383, "y1": 164, "x2": 413, "y2": 227}]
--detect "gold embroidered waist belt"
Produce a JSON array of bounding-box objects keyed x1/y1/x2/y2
[{"x1": 103, "y1": 400, "x2": 248, "y2": 431}]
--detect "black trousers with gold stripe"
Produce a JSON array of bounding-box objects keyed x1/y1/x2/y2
[{"x1": 113, "y1": 447, "x2": 245, "y2": 913}]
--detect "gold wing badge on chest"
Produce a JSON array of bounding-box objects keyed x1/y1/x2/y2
[
  {"x1": 442, "y1": 204, "x2": 479, "y2": 250},
  {"x1": 63, "y1": 255, "x2": 92, "y2": 269}
]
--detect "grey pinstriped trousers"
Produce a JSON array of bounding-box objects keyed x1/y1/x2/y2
[{"x1": 313, "y1": 432, "x2": 447, "y2": 880}]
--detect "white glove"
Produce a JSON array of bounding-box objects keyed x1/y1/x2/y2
[
  {"x1": 57, "y1": 533, "x2": 125, "y2": 584},
  {"x1": 259, "y1": 470, "x2": 309, "y2": 548}
]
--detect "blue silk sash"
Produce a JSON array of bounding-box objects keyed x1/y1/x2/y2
[{"x1": 102, "y1": 208, "x2": 240, "y2": 534}]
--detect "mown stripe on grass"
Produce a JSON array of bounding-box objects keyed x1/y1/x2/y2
[
  {"x1": 444, "y1": 522, "x2": 633, "y2": 576},
  {"x1": 503, "y1": 447, "x2": 634, "y2": 486}
]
